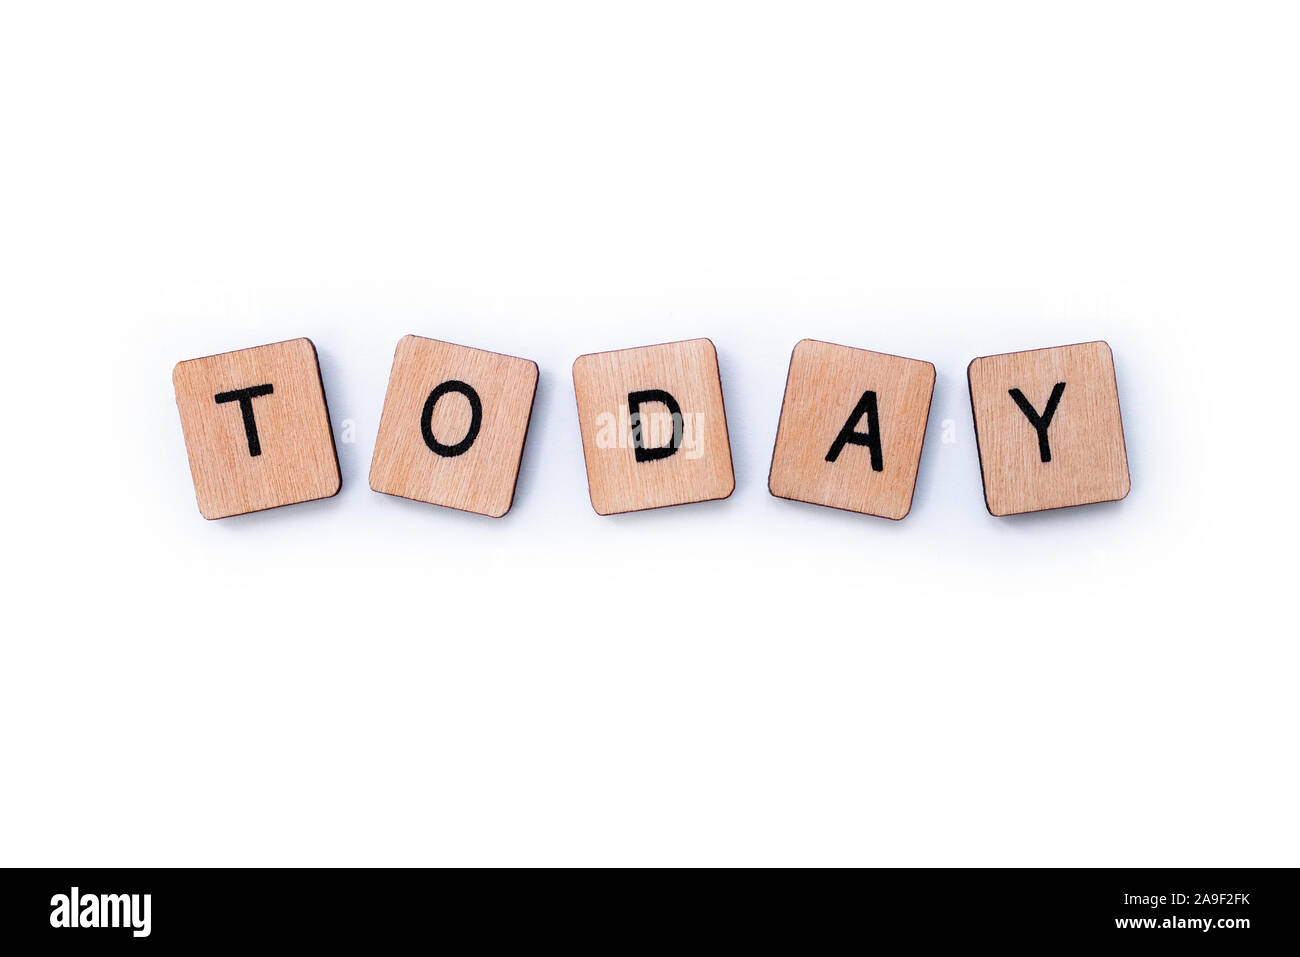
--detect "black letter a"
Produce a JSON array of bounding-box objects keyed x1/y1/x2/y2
[{"x1": 826, "y1": 390, "x2": 883, "y2": 471}]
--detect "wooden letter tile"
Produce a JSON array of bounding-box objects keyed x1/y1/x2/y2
[
  {"x1": 968, "y1": 340, "x2": 1130, "y2": 516},
  {"x1": 572, "y1": 338, "x2": 735, "y2": 515},
  {"x1": 368, "y1": 336, "x2": 538, "y2": 518},
  {"x1": 768, "y1": 339, "x2": 935, "y2": 520},
  {"x1": 173, "y1": 338, "x2": 341, "y2": 519}
]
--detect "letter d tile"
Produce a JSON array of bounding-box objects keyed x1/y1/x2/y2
[{"x1": 573, "y1": 338, "x2": 735, "y2": 515}]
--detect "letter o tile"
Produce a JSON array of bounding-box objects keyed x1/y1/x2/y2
[{"x1": 369, "y1": 336, "x2": 539, "y2": 518}]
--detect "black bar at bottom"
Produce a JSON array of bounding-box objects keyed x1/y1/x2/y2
[{"x1": 0, "y1": 867, "x2": 1293, "y2": 949}]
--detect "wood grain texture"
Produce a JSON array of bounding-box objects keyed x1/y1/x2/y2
[
  {"x1": 968, "y1": 340, "x2": 1130, "y2": 516},
  {"x1": 768, "y1": 339, "x2": 935, "y2": 520},
  {"x1": 173, "y1": 337, "x2": 341, "y2": 520},
  {"x1": 368, "y1": 335, "x2": 538, "y2": 518},
  {"x1": 572, "y1": 338, "x2": 734, "y2": 515}
]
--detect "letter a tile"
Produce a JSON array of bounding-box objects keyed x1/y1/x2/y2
[
  {"x1": 369, "y1": 336, "x2": 538, "y2": 517},
  {"x1": 768, "y1": 339, "x2": 935, "y2": 520},
  {"x1": 967, "y1": 340, "x2": 1130, "y2": 516},
  {"x1": 572, "y1": 338, "x2": 735, "y2": 515},
  {"x1": 173, "y1": 338, "x2": 341, "y2": 519}
]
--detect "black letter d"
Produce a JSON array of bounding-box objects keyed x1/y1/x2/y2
[{"x1": 628, "y1": 389, "x2": 683, "y2": 463}]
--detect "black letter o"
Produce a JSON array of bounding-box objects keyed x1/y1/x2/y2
[{"x1": 421, "y1": 380, "x2": 482, "y2": 457}]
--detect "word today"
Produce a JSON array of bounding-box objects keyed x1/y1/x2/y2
[{"x1": 174, "y1": 336, "x2": 1131, "y2": 521}]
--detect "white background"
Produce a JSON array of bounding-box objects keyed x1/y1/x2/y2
[{"x1": 2, "y1": 1, "x2": 1296, "y2": 866}]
